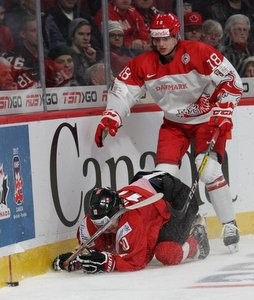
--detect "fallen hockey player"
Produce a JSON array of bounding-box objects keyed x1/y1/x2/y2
[{"x1": 53, "y1": 171, "x2": 210, "y2": 273}]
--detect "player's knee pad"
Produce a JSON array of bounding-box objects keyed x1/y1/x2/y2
[
  {"x1": 195, "y1": 152, "x2": 223, "y2": 184},
  {"x1": 155, "y1": 241, "x2": 183, "y2": 265}
]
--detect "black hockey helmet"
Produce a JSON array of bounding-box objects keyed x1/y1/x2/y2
[{"x1": 88, "y1": 187, "x2": 122, "y2": 222}]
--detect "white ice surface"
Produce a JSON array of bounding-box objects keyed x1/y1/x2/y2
[{"x1": 1, "y1": 235, "x2": 254, "y2": 300}]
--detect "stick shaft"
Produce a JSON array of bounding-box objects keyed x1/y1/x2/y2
[{"x1": 8, "y1": 255, "x2": 13, "y2": 283}]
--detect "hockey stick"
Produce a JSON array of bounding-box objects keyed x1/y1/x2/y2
[
  {"x1": 63, "y1": 192, "x2": 164, "y2": 268},
  {"x1": 170, "y1": 124, "x2": 224, "y2": 219}
]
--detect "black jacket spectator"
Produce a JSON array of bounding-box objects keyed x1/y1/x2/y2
[
  {"x1": 43, "y1": 0, "x2": 103, "y2": 51},
  {"x1": 209, "y1": 0, "x2": 249, "y2": 28}
]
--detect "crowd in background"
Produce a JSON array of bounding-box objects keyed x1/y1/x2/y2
[{"x1": 0, "y1": 0, "x2": 253, "y2": 91}]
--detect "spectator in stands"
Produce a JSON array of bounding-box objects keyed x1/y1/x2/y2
[
  {"x1": 95, "y1": 0, "x2": 150, "y2": 52},
  {"x1": 108, "y1": 20, "x2": 136, "y2": 77},
  {"x1": 68, "y1": 18, "x2": 103, "y2": 86},
  {"x1": 42, "y1": 13, "x2": 66, "y2": 54},
  {"x1": 221, "y1": 14, "x2": 253, "y2": 72},
  {"x1": 1, "y1": 13, "x2": 40, "y2": 89},
  {"x1": 172, "y1": 0, "x2": 212, "y2": 19},
  {"x1": 173, "y1": 0, "x2": 193, "y2": 15},
  {"x1": 0, "y1": 57, "x2": 17, "y2": 90},
  {"x1": 81, "y1": 0, "x2": 101, "y2": 17},
  {"x1": 132, "y1": 0, "x2": 163, "y2": 31},
  {"x1": 201, "y1": 19, "x2": 224, "y2": 51},
  {"x1": 43, "y1": 0, "x2": 103, "y2": 51},
  {"x1": 4, "y1": 0, "x2": 36, "y2": 47},
  {"x1": 0, "y1": 1, "x2": 14, "y2": 51},
  {"x1": 6, "y1": 0, "x2": 65, "y2": 55},
  {"x1": 188, "y1": 0, "x2": 214, "y2": 20},
  {"x1": 4, "y1": 0, "x2": 64, "y2": 55},
  {"x1": 153, "y1": 0, "x2": 173, "y2": 13},
  {"x1": 184, "y1": 12, "x2": 203, "y2": 41},
  {"x1": 183, "y1": 1, "x2": 193, "y2": 15},
  {"x1": 84, "y1": 62, "x2": 114, "y2": 86},
  {"x1": 209, "y1": 0, "x2": 249, "y2": 28},
  {"x1": 243, "y1": 0, "x2": 254, "y2": 43},
  {"x1": 46, "y1": 44, "x2": 78, "y2": 87},
  {"x1": 239, "y1": 56, "x2": 254, "y2": 77}
]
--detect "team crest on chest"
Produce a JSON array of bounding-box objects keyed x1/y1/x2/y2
[{"x1": 181, "y1": 53, "x2": 190, "y2": 64}]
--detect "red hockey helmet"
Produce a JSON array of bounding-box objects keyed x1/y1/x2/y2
[{"x1": 150, "y1": 13, "x2": 181, "y2": 39}]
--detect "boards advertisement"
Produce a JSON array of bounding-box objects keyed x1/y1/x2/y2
[{"x1": 0, "y1": 125, "x2": 35, "y2": 248}]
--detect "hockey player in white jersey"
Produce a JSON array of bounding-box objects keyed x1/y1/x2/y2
[{"x1": 94, "y1": 13, "x2": 243, "y2": 253}]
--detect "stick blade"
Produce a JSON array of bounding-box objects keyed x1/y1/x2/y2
[{"x1": 6, "y1": 281, "x2": 19, "y2": 287}]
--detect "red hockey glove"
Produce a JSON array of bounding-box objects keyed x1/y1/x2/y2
[
  {"x1": 78, "y1": 250, "x2": 115, "y2": 274},
  {"x1": 209, "y1": 102, "x2": 234, "y2": 135},
  {"x1": 95, "y1": 110, "x2": 122, "y2": 147},
  {"x1": 52, "y1": 252, "x2": 81, "y2": 272}
]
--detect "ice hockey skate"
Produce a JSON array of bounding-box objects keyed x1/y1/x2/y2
[
  {"x1": 222, "y1": 220, "x2": 240, "y2": 253},
  {"x1": 190, "y1": 214, "x2": 210, "y2": 259}
]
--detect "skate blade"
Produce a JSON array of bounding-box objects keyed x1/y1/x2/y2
[{"x1": 227, "y1": 243, "x2": 239, "y2": 253}]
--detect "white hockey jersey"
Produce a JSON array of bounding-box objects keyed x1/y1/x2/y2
[{"x1": 107, "y1": 40, "x2": 243, "y2": 124}]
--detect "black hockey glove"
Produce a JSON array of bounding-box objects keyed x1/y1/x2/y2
[
  {"x1": 52, "y1": 252, "x2": 81, "y2": 272},
  {"x1": 78, "y1": 250, "x2": 116, "y2": 274}
]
